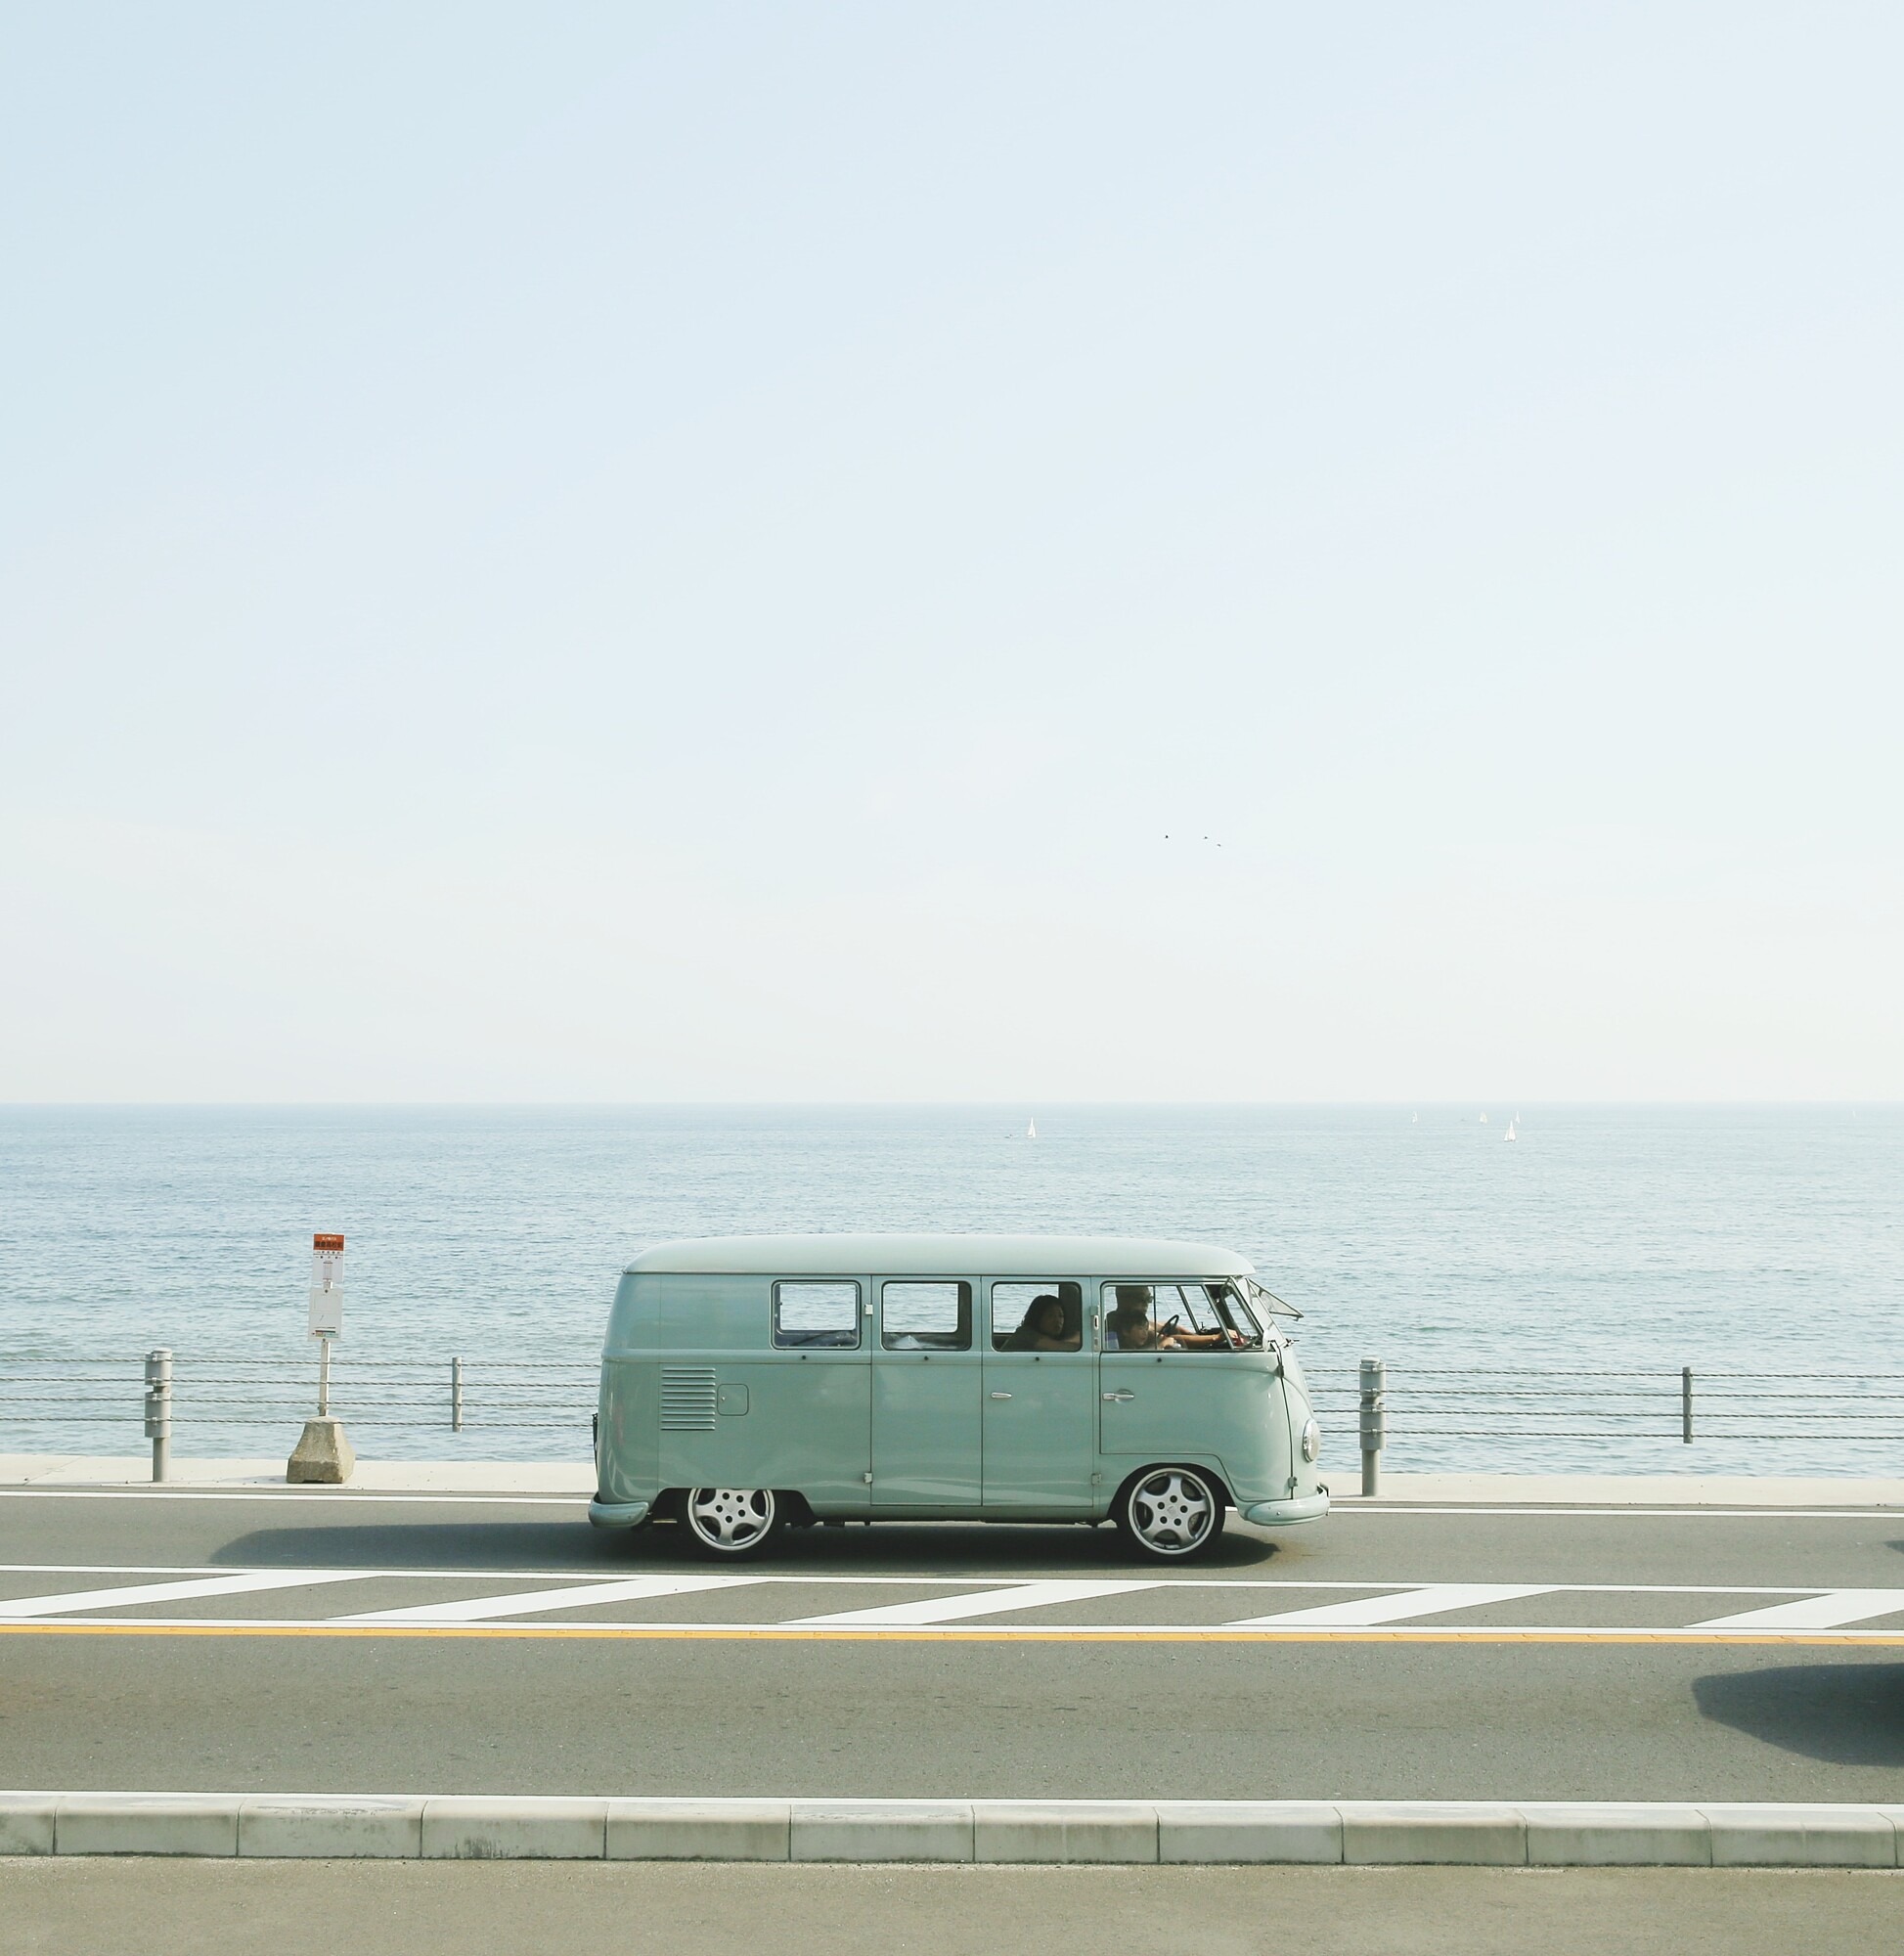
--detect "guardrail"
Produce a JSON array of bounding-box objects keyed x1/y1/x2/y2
[
  {"x1": 3, "y1": 1352, "x2": 600, "y2": 1479},
  {"x1": 1305, "y1": 1360, "x2": 1904, "y2": 1491},
  {"x1": 6, "y1": 1352, "x2": 1904, "y2": 1484}
]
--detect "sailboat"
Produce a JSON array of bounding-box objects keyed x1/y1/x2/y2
[
  {"x1": 1504, "y1": 1118, "x2": 1518, "y2": 1142},
  {"x1": 1026, "y1": 1117, "x2": 1038, "y2": 1139}
]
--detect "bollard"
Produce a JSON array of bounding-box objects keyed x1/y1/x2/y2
[
  {"x1": 1682, "y1": 1366, "x2": 1694, "y2": 1445},
  {"x1": 144, "y1": 1348, "x2": 172, "y2": 1484},
  {"x1": 1358, "y1": 1356, "x2": 1386, "y2": 1496},
  {"x1": 452, "y1": 1356, "x2": 464, "y2": 1432}
]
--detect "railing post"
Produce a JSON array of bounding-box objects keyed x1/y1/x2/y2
[
  {"x1": 1682, "y1": 1366, "x2": 1694, "y2": 1445},
  {"x1": 144, "y1": 1348, "x2": 172, "y2": 1484},
  {"x1": 1359, "y1": 1357, "x2": 1386, "y2": 1496},
  {"x1": 452, "y1": 1356, "x2": 464, "y2": 1432}
]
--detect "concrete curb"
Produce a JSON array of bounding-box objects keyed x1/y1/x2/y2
[{"x1": 3, "y1": 1797, "x2": 1904, "y2": 1865}]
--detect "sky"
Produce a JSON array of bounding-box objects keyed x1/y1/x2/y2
[{"x1": 2, "y1": 2, "x2": 1899, "y2": 1102}]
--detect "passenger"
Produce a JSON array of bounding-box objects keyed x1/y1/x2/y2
[
  {"x1": 1107, "y1": 1290, "x2": 1154, "y2": 1350},
  {"x1": 1006, "y1": 1293, "x2": 1078, "y2": 1352}
]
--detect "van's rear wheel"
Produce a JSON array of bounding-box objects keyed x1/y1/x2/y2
[
  {"x1": 684, "y1": 1487, "x2": 782, "y2": 1559},
  {"x1": 1116, "y1": 1466, "x2": 1225, "y2": 1561}
]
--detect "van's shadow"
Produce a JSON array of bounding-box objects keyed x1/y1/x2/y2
[
  {"x1": 1694, "y1": 1663, "x2": 1904, "y2": 1766},
  {"x1": 212, "y1": 1522, "x2": 633, "y2": 1571},
  {"x1": 212, "y1": 1519, "x2": 1283, "y2": 1574}
]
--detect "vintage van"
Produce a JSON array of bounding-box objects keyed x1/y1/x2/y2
[{"x1": 589, "y1": 1234, "x2": 1327, "y2": 1562}]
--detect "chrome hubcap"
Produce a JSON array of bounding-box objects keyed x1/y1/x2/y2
[
  {"x1": 1129, "y1": 1470, "x2": 1214, "y2": 1553},
  {"x1": 687, "y1": 1487, "x2": 775, "y2": 1549}
]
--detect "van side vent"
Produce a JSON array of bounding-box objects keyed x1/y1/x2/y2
[{"x1": 660, "y1": 1366, "x2": 719, "y2": 1431}]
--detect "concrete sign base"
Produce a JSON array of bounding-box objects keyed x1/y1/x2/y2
[{"x1": 287, "y1": 1419, "x2": 355, "y2": 1486}]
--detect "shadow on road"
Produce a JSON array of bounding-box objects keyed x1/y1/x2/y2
[
  {"x1": 210, "y1": 1522, "x2": 631, "y2": 1570},
  {"x1": 1693, "y1": 1662, "x2": 1904, "y2": 1765},
  {"x1": 210, "y1": 1517, "x2": 1285, "y2": 1575}
]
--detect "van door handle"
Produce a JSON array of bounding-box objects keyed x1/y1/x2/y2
[
  {"x1": 1101, "y1": 1390, "x2": 1135, "y2": 1402},
  {"x1": 989, "y1": 1391, "x2": 1012, "y2": 1400}
]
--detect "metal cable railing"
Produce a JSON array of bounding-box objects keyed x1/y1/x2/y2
[
  {"x1": 1308, "y1": 1360, "x2": 1904, "y2": 1490},
  {"x1": 0, "y1": 1354, "x2": 600, "y2": 1469},
  {"x1": 6, "y1": 1354, "x2": 1904, "y2": 1482},
  {"x1": 1306, "y1": 1373, "x2": 1904, "y2": 1438}
]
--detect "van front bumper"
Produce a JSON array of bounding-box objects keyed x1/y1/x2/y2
[
  {"x1": 588, "y1": 1496, "x2": 651, "y2": 1530},
  {"x1": 1241, "y1": 1490, "x2": 1330, "y2": 1528}
]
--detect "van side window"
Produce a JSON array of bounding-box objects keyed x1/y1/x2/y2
[
  {"x1": 1103, "y1": 1281, "x2": 1259, "y2": 1352},
  {"x1": 881, "y1": 1281, "x2": 972, "y2": 1351},
  {"x1": 991, "y1": 1282, "x2": 1084, "y2": 1352},
  {"x1": 773, "y1": 1280, "x2": 862, "y2": 1350}
]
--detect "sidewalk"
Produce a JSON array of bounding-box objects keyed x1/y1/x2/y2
[
  {"x1": 5, "y1": 1454, "x2": 1904, "y2": 1505},
  {"x1": 1318, "y1": 1469, "x2": 1904, "y2": 1508},
  {"x1": 0, "y1": 1454, "x2": 594, "y2": 1493}
]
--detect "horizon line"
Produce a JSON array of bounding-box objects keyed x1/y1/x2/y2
[{"x1": 2, "y1": 1099, "x2": 1900, "y2": 1113}]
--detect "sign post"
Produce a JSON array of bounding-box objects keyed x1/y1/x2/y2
[
  {"x1": 288, "y1": 1232, "x2": 355, "y2": 1485},
  {"x1": 309, "y1": 1233, "x2": 343, "y2": 1414}
]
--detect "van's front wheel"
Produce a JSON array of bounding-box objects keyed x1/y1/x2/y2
[
  {"x1": 1116, "y1": 1466, "x2": 1225, "y2": 1561},
  {"x1": 684, "y1": 1487, "x2": 782, "y2": 1559}
]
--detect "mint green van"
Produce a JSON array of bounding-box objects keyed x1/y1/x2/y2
[{"x1": 589, "y1": 1234, "x2": 1328, "y2": 1563}]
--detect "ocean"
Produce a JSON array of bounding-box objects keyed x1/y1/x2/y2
[{"x1": 3, "y1": 1104, "x2": 1899, "y2": 1473}]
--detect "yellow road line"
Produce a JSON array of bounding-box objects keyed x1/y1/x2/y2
[{"x1": 2, "y1": 1622, "x2": 1902, "y2": 1647}]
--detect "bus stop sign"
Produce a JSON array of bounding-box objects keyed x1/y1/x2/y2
[{"x1": 308, "y1": 1233, "x2": 344, "y2": 1338}]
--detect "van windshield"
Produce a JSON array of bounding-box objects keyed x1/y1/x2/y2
[{"x1": 1102, "y1": 1281, "x2": 1262, "y2": 1352}]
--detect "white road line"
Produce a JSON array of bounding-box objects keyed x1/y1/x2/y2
[
  {"x1": 794, "y1": 1579, "x2": 1159, "y2": 1625},
  {"x1": 11, "y1": 1616, "x2": 1904, "y2": 1641},
  {"x1": 0, "y1": 1566, "x2": 1877, "y2": 1598},
  {"x1": 337, "y1": 1576, "x2": 759, "y2": 1623},
  {"x1": 1691, "y1": 1588, "x2": 1904, "y2": 1629},
  {"x1": 1227, "y1": 1582, "x2": 1559, "y2": 1626},
  {"x1": 10, "y1": 1563, "x2": 1904, "y2": 1636},
  {"x1": 0, "y1": 1572, "x2": 375, "y2": 1618}
]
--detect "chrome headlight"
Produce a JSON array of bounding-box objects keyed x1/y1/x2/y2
[{"x1": 1301, "y1": 1416, "x2": 1320, "y2": 1463}]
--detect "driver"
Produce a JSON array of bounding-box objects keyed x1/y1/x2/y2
[{"x1": 1108, "y1": 1284, "x2": 1237, "y2": 1351}]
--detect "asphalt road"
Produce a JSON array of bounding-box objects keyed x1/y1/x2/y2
[
  {"x1": 3, "y1": 1489, "x2": 1903, "y2": 1800},
  {"x1": 6, "y1": 1862, "x2": 1903, "y2": 1956}
]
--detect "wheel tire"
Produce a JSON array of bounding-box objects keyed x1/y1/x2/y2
[
  {"x1": 1115, "y1": 1466, "x2": 1226, "y2": 1562},
  {"x1": 683, "y1": 1486, "x2": 783, "y2": 1559}
]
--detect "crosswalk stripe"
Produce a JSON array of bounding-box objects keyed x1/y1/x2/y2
[
  {"x1": 794, "y1": 1579, "x2": 1158, "y2": 1626},
  {"x1": 1226, "y1": 1582, "x2": 1559, "y2": 1626},
  {"x1": 1691, "y1": 1588, "x2": 1904, "y2": 1629},
  {"x1": 337, "y1": 1576, "x2": 759, "y2": 1623},
  {"x1": 11, "y1": 1563, "x2": 1899, "y2": 1636},
  {"x1": 0, "y1": 1573, "x2": 374, "y2": 1618}
]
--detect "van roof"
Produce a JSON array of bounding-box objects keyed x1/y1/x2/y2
[{"x1": 623, "y1": 1233, "x2": 1256, "y2": 1278}]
